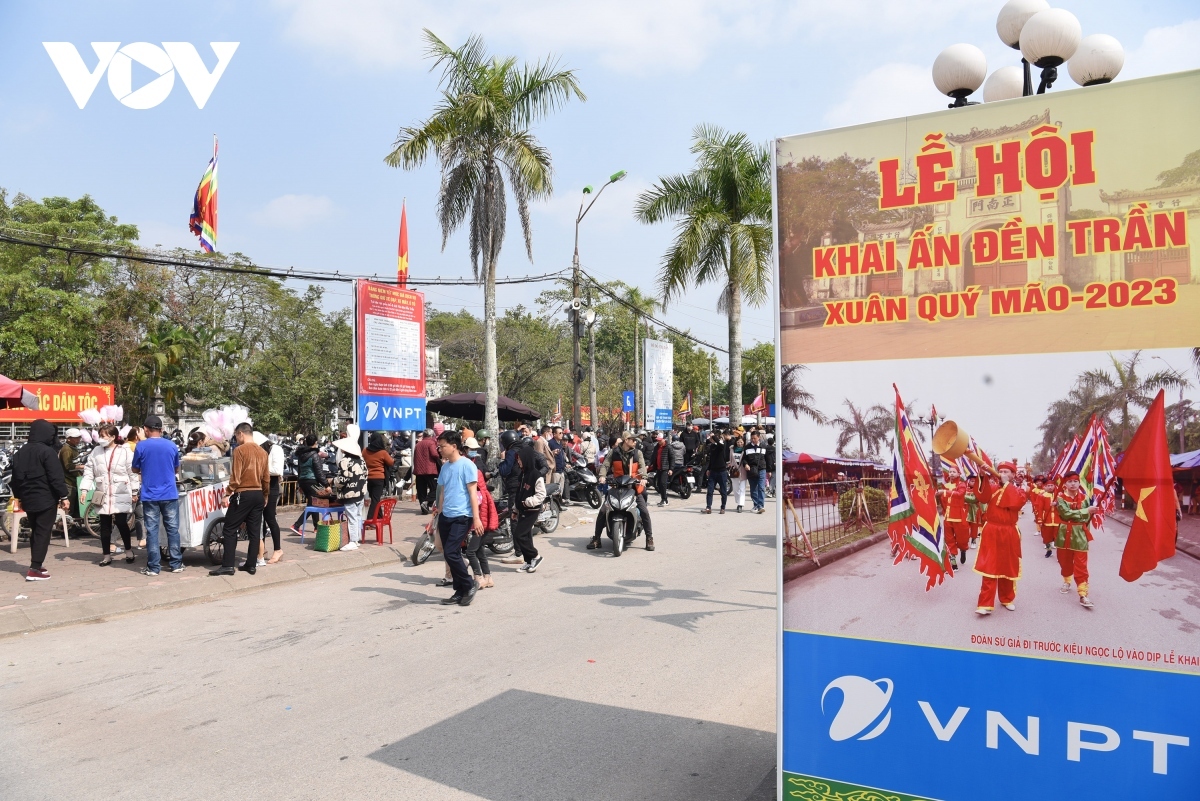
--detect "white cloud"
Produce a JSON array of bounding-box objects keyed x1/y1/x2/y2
[
  {"x1": 254, "y1": 193, "x2": 336, "y2": 229},
  {"x1": 272, "y1": 0, "x2": 987, "y2": 74},
  {"x1": 822, "y1": 62, "x2": 949, "y2": 129},
  {"x1": 1121, "y1": 18, "x2": 1200, "y2": 81}
]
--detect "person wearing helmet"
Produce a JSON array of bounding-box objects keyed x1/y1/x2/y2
[{"x1": 591, "y1": 431, "x2": 654, "y2": 551}]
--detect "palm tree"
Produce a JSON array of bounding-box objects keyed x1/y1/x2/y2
[
  {"x1": 1036, "y1": 380, "x2": 1107, "y2": 464},
  {"x1": 781, "y1": 364, "x2": 826, "y2": 425},
  {"x1": 831, "y1": 399, "x2": 889, "y2": 458},
  {"x1": 134, "y1": 323, "x2": 191, "y2": 408},
  {"x1": 385, "y1": 31, "x2": 584, "y2": 451},
  {"x1": 634, "y1": 124, "x2": 772, "y2": 421},
  {"x1": 1080, "y1": 351, "x2": 1186, "y2": 448}
]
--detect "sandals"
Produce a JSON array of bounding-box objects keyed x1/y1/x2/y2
[
  {"x1": 267, "y1": 551, "x2": 284, "y2": 564},
  {"x1": 125, "y1": 551, "x2": 136, "y2": 564},
  {"x1": 98, "y1": 555, "x2": 113, "y2": 567},
  {"x1": 436, "y1": 577, "x2": 454, "y2": 587}
]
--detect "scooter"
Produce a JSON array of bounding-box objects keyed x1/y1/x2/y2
[
  {"x1": 565, "y1": 451, "x2": 601, "y2": 508},
  {"x1": 598, "y1": 475, "x2": 643, "y2": 557},
  {"x1": 410, "y1": 497, "x2": 519, "y2": 566}
]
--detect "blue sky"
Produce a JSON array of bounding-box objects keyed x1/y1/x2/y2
[{"x1": 2, "y1": 1, "x2": 1198, "y2": 367}]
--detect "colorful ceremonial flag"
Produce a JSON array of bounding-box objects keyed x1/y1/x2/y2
[
  {"x1": 188, "y1": 136, "x2": 218, "y2": 252},
  {"x1": 750, "y1": 389, "x2": 768, "y2": 413},
  {"x1": 887, "y1": 385, "x2": 952, "y2": 590},
  {"x1": 1117, "y1": 390, "x2": 1177, "y2": 582},
  {"x1": 678, "y1": 392, "x2": 691, "y2": 418},
  {"x1": 397, "y1": 201, "x2": 409, "y2": 288},
  {"x1": 551, "y1": 397, "x2": 563, "y2": 424}
]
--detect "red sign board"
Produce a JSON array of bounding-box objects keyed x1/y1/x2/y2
[{"x1": 0, "y1": 382, "x2": 114, "y2": 423}]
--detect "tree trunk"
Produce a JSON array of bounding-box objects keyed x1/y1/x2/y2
[
  {"x1": 727, "y1": 280, "x2": 743, "y2": 425},
  {"x1": 483, "y1": 170, "x2": 500, "y2": 466}
]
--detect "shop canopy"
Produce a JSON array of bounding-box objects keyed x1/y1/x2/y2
[
  {"x1": 426, "y1": 392, "x2": 540, "y2": 422},
  {"x1": 0, "y1": 375, "x2": 39, "y2": 410},
  {"x1": 782, "y1": 450, "x2": 885, "y2": 469},
  {"x1": 1171, "y1": 449, "x2": 1200, "y2": 469}
]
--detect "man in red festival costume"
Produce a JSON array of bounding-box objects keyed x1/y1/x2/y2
[
  {"x1": 964, "y1": 475, "x2": 982, "y2": 545},
  {"x1": 1038, "y1": 475, "x2": 1061, "y2": 558},
  {"x1": 974, "y1": 461, "x2": 1027, "y2": 615},
  {"x1": 938, "y1": 466, "x2": 971, "y2": 568},
  {"x1": 1055, "y1": 469, "x2": 1101, "y2": 608}
]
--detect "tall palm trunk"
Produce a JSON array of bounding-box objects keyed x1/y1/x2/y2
[
  {"x1": 727, "y1": 279, "x2": 743, "y2": 423},
  {"x1": 483, "y1": 167, "x2": 500, "y2": 465}
]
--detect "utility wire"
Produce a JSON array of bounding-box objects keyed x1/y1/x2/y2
[
  {"x1": 580, "y1": 270, "x2": 728, "y2": 355},
  {"x1": 0, "y1": 227, "x2": 567, "y2": 287}
]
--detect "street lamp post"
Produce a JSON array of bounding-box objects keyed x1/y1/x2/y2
[
  {"x1": 913, "y1": 409, "x2": 942, "y2": 483},
  {"x1": 571, "y1": 169, "x2": 627, "y2": 433},
  {"x1": 933, "y1": 2, "x2": 1122, "y2": 106},
  {"x1": 585, "y1": 304, "x2": 597, "y2": 433}
]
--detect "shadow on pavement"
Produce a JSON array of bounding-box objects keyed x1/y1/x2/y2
[
  {"x1": 370, "y1": 689, "x2": 773, "y2": 801},
  {"x1": 558, "y1": 579, "x2": 774, "y2": 630}
]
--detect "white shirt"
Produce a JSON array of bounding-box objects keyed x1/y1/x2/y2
[{"x1": 267, "y1": 444, "x2": 285, "y2": 477}]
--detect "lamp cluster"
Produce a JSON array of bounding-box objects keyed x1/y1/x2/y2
[{"x1": 932, "y1": 0, "x2": 1124, "y2": 108}]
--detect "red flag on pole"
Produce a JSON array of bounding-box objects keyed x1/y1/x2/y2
[
  {"x1": 1116, "y1": 390, "x2": 1177, "y2": 582},
  {"x1": 397, "y1": 200, "x2": 409, "y2": 288}
]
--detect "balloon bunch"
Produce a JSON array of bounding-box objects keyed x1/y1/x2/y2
[
  {"x1": 202, "y1": 405, "x2": 252, "y2": 442},
  {"x1": 76, "y1": 404, "x2": 125, "y2": 443}
]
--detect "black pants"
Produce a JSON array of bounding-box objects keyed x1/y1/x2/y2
[
  {"x1": 416, "y1": 474, "x2": 438, "y2": 508},
  {"x1": 438, "y1": 515, "x2": 474, "y2": 595},
  {"x1": 99, "y1": 513, "x2": 132, "y2": 554},
  {"x1": 595, "y1": 493, "x2": 653, "y2": 538},
  {"x1": 67, "y1": 478, "x2": 81, "y2": 520},
  {"x1": 367, "y1": 478, "x2": 387, "y2": 520},
  {"x1": 464, "y1": 531, "x2": 491, "y2": 576},
  {"x1": 27, "y1": 506, "x2": 56, "y2": 570},
  {"x1": 222, "y1": 491, "x2": 264, "y2": 569},
  {"x1": 292, "y1": 480, "x2": 323, "y2": 530},
  {"x1": 656, "y1": 469, "x2": 671, "y2": 503},
  {"x1": 511, "y1": 512, "x2": 539, "y2": 563},
  {"x1": 262, "y1": 492, "x2": 281, "y2": 550}
]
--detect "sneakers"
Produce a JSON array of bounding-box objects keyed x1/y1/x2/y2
[
  {"x1": 702, "y1": 508, "x2": 711, "y2": 515},
  {"x1": 975, "y1": 607, "x2": 991, "y2": 616},
  {"x1": 140, "y1": 567, "x2": 160, "y2": 576},
  {"x1": 169, "y1": 565, "x2": 186, "y2": 573},
  {"x1": 239, "y1": 559, "x2": 267, "y2": 568},
  {"x1": 645, "y1": 537, "x2": 655, "y2": 552},
  {"x1": 440, "y1": 594, "x2": 463, "y2": 605},
  {"x1": 1079, "y1": 595, "x2": 1094, "y2": 608},
  {"x1": 499, "y1": 555, "x2": 524, "y2": 564},
  {"x1": 458, "y1": 585, "x2": 477, "y2": 606},
  {"x1": 341, "y1": 541, "x2": 360, "y2": 551},
  {"x1": 1002, "y1": 602, "x2": 1016, "y2": 611},
  {"x1": 1044, "y1": 548, "x2": 1053, "y2": 558},
  {"x1": 25, "y1": 568, "x2": 50, "y2": 581},
  {"x1": 756, "y1": 508, "x2": 765, "y2": 514},
  {"x1": 586, "y1": 537, "x2": 601, "y2": 550},
  {"x1": 289, "y1": 526, "x2": 302, "y2": 537},
  {"x1": 526, "y1": 555, "x2": 544, "y2": 573},
  {"x1": 656, "y1": 500, "x2": 667, "y2": 507},
  {"x1": 1060, "y1": 583, "x2": 1072, "y2": 593}
]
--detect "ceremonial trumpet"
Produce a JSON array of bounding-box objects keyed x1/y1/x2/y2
[{"x1": 932, "y1": 420, "x2": 998, "y2": 476}]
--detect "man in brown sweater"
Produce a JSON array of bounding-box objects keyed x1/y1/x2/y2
[{"x1": 209, "y1": 422, "x2": 270, "y2": 577}]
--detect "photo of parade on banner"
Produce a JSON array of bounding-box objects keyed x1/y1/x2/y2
[{"x1": 779, "y1": 346, "x2": 1199, "y2": 674}]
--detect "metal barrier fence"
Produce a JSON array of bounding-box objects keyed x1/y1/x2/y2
[{"x1": 782, "y1": 478, "x2": 893, "y2": 561}]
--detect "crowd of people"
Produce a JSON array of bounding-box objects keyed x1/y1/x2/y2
[{"x1": 7, "y1": 413, "x2": 777, "y2": 603}]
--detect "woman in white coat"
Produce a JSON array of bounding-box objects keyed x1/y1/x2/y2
[
  {"x1": 729, "y1": 434, "x2": 748, "y2": 512},
  {"x1": 80, "y1": 424, "x2": 140, "y2": 566}
]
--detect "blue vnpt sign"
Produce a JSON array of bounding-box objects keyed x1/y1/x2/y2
[
  {"x1": 654, "y1": 408, "x2": 672, "y2": 430},
  {"x1": 782, "y1": 631, "x2": 1198, "y2": 800},
  {"x1": 622, "y1": 391, "x2": 636, "y2": 413},
  {"x1": 357, "y1": 395, "x2": 426, "y2": 430}
]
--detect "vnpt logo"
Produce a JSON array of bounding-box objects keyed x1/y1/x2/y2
[
  {"x1": 43, "y1": 42, "x2": 238, "y2": 109},
  {"x1": 822, "y1": 676, "x2": 893, "y2": 741},
  {"x1": 364, "y1": 402, "x2": 380, "y2": 423},
  {"x1": 820, "y1": 677, "x2": 1191, "y2": 775}
]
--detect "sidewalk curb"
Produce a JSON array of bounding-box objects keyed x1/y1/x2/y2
[
  {"x1": 783, "y1": 530, "x2": 890, "y2": 584},
  {"x1": 0, "y1": 544, "x2": 408, "y2": 640}
]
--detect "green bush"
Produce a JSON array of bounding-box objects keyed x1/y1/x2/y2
[{"x1": 838, "y1": 486, "x2": 889, "y2": 524}]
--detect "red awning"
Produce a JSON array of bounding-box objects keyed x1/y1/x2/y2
[{"x1": 0, "y1": 375, "x2": 39, "y2": 410}]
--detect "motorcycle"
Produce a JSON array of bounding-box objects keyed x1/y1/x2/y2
[
  {"x1": 410, "y1": 496, "x2": 519, "y2": 566},
  {"x1": 387, "y1": 446, "x2": 414, "y2": 497},
  {"x1": 598, "y1": 475, "x2": 643, "y2": 557},
  {"x1": 565, "y1": 451, "x2": 601, "y2": 508}
]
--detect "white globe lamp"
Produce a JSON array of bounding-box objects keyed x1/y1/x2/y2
[
  {"x1": 996, "y1": 0, "x2": 1050, "y2": 49},
  {"x1": 983, "y1": 66, "x2": 1025, "y2": 102},
  {"x1": 1020, "y1": 8, "x2": 1082, "y2": 93},
  {"x1": 932, "y1": 44, "x2": 988, "y2": 107},
  {"x1": 1068, "y1": 33, "x2": 1124, "y2": 86}
]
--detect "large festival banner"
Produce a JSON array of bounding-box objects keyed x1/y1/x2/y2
[
  {"x1": 776, "y1": 70, "x2": 1200, "y2": 800},
  {"x1": 354, "y1": 279, "x2": 426, "y2": 430},
  {"x1": 643, "y1": 337, "x2": 674, "y2": 431}
]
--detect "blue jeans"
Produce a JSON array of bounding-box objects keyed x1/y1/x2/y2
[
  {"x1": 706, "y1": 470, "x2": 729, "y2": 510},
  {"x1": 142, "y1": 499, "x2": 182, "y2": 572},
  {"x1": 750, "y1": 471, "x2": 766, "y2": 510},
  {"x1": 437, "y1": 515, "x2": 474, "y2": 596}
]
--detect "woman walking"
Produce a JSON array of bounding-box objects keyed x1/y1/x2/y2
[
  {"x1": 363, "y1": 433, "x2": 395, "y2": 522},
  {"x1": 80, "y1": 424, "x2": 138, "y2": 566},
  {"x1": 510, "y1": 443, "x2": 546, "y2": 573},
  {"x1": 254, "y1": 432, "x2": 285, "y2": 564},
  {"x1": 729, "y1": 433, "x2": 747, "y2": 512}
]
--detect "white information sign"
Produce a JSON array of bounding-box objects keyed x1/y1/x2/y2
[{"x1": 642, "y1": 338, "x2": 674, "y2": 431}]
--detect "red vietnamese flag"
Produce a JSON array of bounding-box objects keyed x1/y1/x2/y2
[
  {"x1": 397, "y1": 201, "x2": 409, "y2": 288},
  {"x1": 1117, "y1": 390, "x2": 1177, "y2": 582}
]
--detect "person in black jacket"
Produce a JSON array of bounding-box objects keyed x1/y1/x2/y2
[
  {"x1": 289, "y1": 435, "x2": 328, "y2": 534},
  {"x1": 742, "y1": 431, "x2": 769, "y2": 514},
  {"x1": 11, "y1": 419, "x2": 70, "y2": 581},
  {"x1": 703, "y1": 430, "x2": 731, "y2": 514}
]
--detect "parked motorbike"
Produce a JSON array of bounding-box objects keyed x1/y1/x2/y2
[
  {"x1": 565, "y1": 451, "x2": 601, "y2": 508},
  {"x1": 598, "y1": 475, "x2": 643, "y2": 557}
]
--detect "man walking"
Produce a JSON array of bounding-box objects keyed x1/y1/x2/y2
[
  {"x1": 59, "y1": 427, "x2": 84, "y2": 522},
  {"x1": 703, "y1": 430, "x2": 731, "y2": 514},
  {"x1": 11, "y1": 419, "x2": 70, "y2": 581},
  {"x1": 432, "y1": 430, "x2": 483, "y2": 606},
  {"x1": 210, "y1": 422, "x2": 269, "y2": 576},
  {"x1": 132, "y1": 415, "x2": 183, "y2": 575},
  {"x1": 743, "y1": 430, "x2": 769, "y2": 514},
  {"x1": 413, "y1": 428, "x2": 440, "y2": 514}
]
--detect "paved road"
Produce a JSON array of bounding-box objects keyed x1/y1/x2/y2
[
  {"x1": 1, "y1": 496, "x2": 777, "y2": 801},
  {"x1": 784, "y1": 505, "x2": 1200, "y2": 674}
]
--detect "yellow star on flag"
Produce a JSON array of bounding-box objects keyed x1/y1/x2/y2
[{"x1": 1134, "y1": 485, "x2": 1155, "y2": 522}]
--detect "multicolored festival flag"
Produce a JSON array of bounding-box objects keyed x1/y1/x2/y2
[
  {"x1": 1116, "y1": 390, "x2": 1177, "y2": 582},
  {"x1": 887, "y1": 385, "x2": 952, "y2": 590},
  {"x1": 677, "y1": 392, "x2": 691, "y2": 418},
  {"x1": 551, "y1": 397, "x2": 563, "y2": 424},
  {"x1": 397, "y1": 200, "x2": 409, "y2": 288},
  {"x1": 749, "y1": 389, "x2": 768, "y2": 413},
  {"x1": 188, "y1": 136, "x2": 218, "y2": 253}
]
